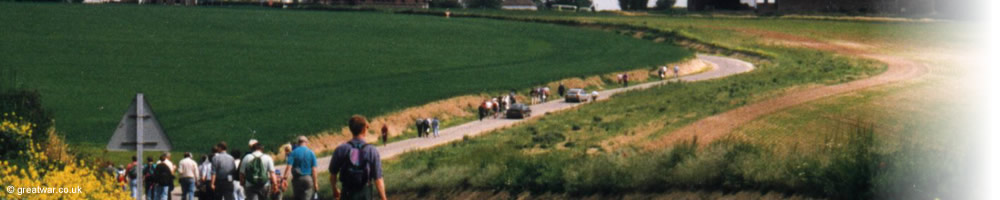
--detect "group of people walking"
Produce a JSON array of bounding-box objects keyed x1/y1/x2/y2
[
  {"x1": 659, "y1": 65, "x2": 681, "y2": 79},
  {"x1": 479, "y1": 92, "x2": 516, "y2": 120},
  {"x1": 117, "y1": 115, "x2": 388, "y2": 200},
  {"x1": 414, "y1": 118, "x2": 440, "y2": 138}
]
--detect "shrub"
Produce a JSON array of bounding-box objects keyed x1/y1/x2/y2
[
  {"x1": 0, "y1": 89, "x2": 54, "y2": 147},
  {"x1": 0, "y1": 118, "x2": 130, "y2": 200},
  {"x1": 464, "y1": 0, "x2": 502, "y2": 9},
  {"x1": 617, "y1": 0, "x2": 649, "y2": 10},
  {"x1": 430, "y1": 0, "x2": 462, "y2": 8}
]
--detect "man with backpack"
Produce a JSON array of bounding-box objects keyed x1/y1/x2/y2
[
  {"x1": 144, "y1": 157, "x2": 157, "y2": 200},
  {"x1": 240, "y1": 139, "x2": 276, "y2": 200},
  {"x1": 178, "y1": 152, "x2": 200, "y2": 200},
  {"x1": 155, "y1": 153, "x2": 176, "y2": 200},
  {"x1": 329, "y1": 115, "x2": 387, "y2": 200},
  {"x1": 126, "y1": 156, "x2": 139, "y2": 198}
]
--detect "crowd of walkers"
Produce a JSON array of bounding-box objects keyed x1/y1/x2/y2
[
  {"x1": 414, "y1": 118, "x2": 440, "y2": 138},
  {"x1": 100, "y1": 67, "x2": 688, "y2": 200},
  {"x1": 110, "y1": 115, "x2": 387, "y2": 200}
]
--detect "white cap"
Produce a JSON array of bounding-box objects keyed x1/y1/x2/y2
[{"x1": 248, "y1": 139, "x2": 259, "y2": 147}]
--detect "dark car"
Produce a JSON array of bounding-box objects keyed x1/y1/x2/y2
[{"x1": 505, "y1": 103, "x2": 532, "y2": 119}]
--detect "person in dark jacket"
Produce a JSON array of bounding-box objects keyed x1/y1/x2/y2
[
  {"x1": 380, "y1": 124, "x2": 389, "y2": 146},
  {"x1": 145, "y1": 157, "x2": 157, "y2": 200},
  {"x1": 156, "y1": 153, "x2": 176, "y2": 200},
  {"x1": 557, "y1": 83, "x2": 566, "y2": 97}
]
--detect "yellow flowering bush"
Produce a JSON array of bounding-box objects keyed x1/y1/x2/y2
[{"x1": 0, "y1": 115, "x2": 130, "y2": 200}]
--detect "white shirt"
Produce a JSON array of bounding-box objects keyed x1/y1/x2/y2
[
  {"x1": 178, "y1": 157, "x2": 199, "y2": 179},
  {"x1": 199, "y1": 160, "x2": 213, "y2": 181},
  {"x1": 164, "y1": 159, "x2": 176, "y2": 173}
]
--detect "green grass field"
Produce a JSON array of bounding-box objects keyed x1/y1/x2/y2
[
  {"x1": 0, "y1": 3, "x2": 691, "y2": 152},
  {"x1": 351, "y1": 9, "x2": 968, "y2": 199}
]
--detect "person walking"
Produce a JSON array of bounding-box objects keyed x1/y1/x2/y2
[
  {"x1": 380, "y1": 125, "x2": 389, "y2": 146},
  {"x1": 161, "y1": 153, "x2": 177, "y2": 200},
  {"x1": 509, "y1": 90, "x2": 517, "y2": 104},
  {"x1": 432, "y1": 118, "x2": 440, "y2": 137},
  {"x1": 126, "y1": 156, "x2": 140, "y2": 198},
  {"x1": 623, "y1": 73, "x2": 629, "y2": 87},
  {"x1": 415, "y1": 119, "x2": 425, "y2": 138},
  {"x1": 155, "y1": 153, "x2": 176, "y2": 200},
  {"x1": 659, "y1": 66, "x2": 667, "y2": 79},
  {"x1": 144, "y1": 157, "x2": 157, "y2": 200},
  {"x1": 478, "y1": 103, "x2": 487, "y2": 121},
  {"x1": 271, "y1": 145, "x2": 292, "y2": 200},
  {"x1": 233, "y1": 150, "x2": 245, "y2": 200},
  {"x1": 329, "y1": 115, "x2": 388, "y2": 200},
  {"x1": 198, "y1": 154, "x2": 215, "y2": 200},
  {"x1": 674, "y1": 65, "x2": 680, "y2": 79},
  {"x1": 283, "y1": 136, "x2": 318, "y2": 200},
  {"x1": 557, "y1": 83, "x2": 566, "y2": 97},
  {"x1": 211, "y1": 142, "x2": 238, "y2": 200},
  {"x1": 545, "y1": 87, "x2": 551, "y2": 102},
  {"x1": 240, "y1": 139, "x2": 276, "y2": 200},
  {"x1": 423, "y1": 118, "x2": 432, "y2": 135},
  {"x1": 178, "y1": 152, "x2": 200, "y2": 200}
]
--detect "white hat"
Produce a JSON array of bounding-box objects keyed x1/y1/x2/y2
[{"x1": 248, "y1": 139, "x2": 259, "y2": 147}]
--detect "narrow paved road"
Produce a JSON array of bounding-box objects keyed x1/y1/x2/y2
[
  {"x1": 168, "y1": 54, "x2": 753, "y2": 198},
  {"x1": 283, "y1": 54, "x2": 753, "y2": 171}
]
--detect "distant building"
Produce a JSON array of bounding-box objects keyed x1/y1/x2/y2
[
  {"x1": 317, "y1": 0, "x2": 429, "y2": 8},
  {"x1": 502, "y1": 0, "x2": 537, "y2": 10}
]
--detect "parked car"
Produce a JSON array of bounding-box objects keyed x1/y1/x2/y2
[
  {"x1": 564, "y1": 88, "x2": 589, "y2": 103},
  {"x1": 506, "y1": 103, "x2": 532, "y2": 119}
]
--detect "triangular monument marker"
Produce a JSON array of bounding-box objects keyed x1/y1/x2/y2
[{"x1": 107, "y1": 93, "x2": 171, "y2": 151}]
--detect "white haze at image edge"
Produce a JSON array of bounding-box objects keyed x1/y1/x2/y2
[{"x1": 980, "y1": 0, "x2": 999, "y2": 199}]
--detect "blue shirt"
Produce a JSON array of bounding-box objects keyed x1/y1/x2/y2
[{"x1": 287, "y1": 146, "x2": 317, "y2": 176}]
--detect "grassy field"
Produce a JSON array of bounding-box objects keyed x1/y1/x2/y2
[
  {"x1": 348, "y1": 10, "x2": 970, "y2": 199},
  {"x1": 0, "y1": 3, "x2": 691, "y2": 152}
]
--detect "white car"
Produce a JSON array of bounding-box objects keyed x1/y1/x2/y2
[{"x1": 565, "y1": 88, "x2": 589, "y2": 103}]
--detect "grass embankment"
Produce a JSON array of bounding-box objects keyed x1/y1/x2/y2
[
  {"x1": 0, "y1": 3, "x2": 690, "y2": 155},
  {"x1": 343, "y1": 10, "x2": 965, "y2": 199}
]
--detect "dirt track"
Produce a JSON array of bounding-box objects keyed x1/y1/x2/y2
[{"x1": 646, "y1": 40, "x2": 929, "y2": 148}]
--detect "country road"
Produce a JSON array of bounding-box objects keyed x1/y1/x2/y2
[
  {"x1": 279, "y1": 54, "x2": 754, "y2": 171},
  {"x1": 167, "y1": 54, "x2": 753, "y2": 198}
]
